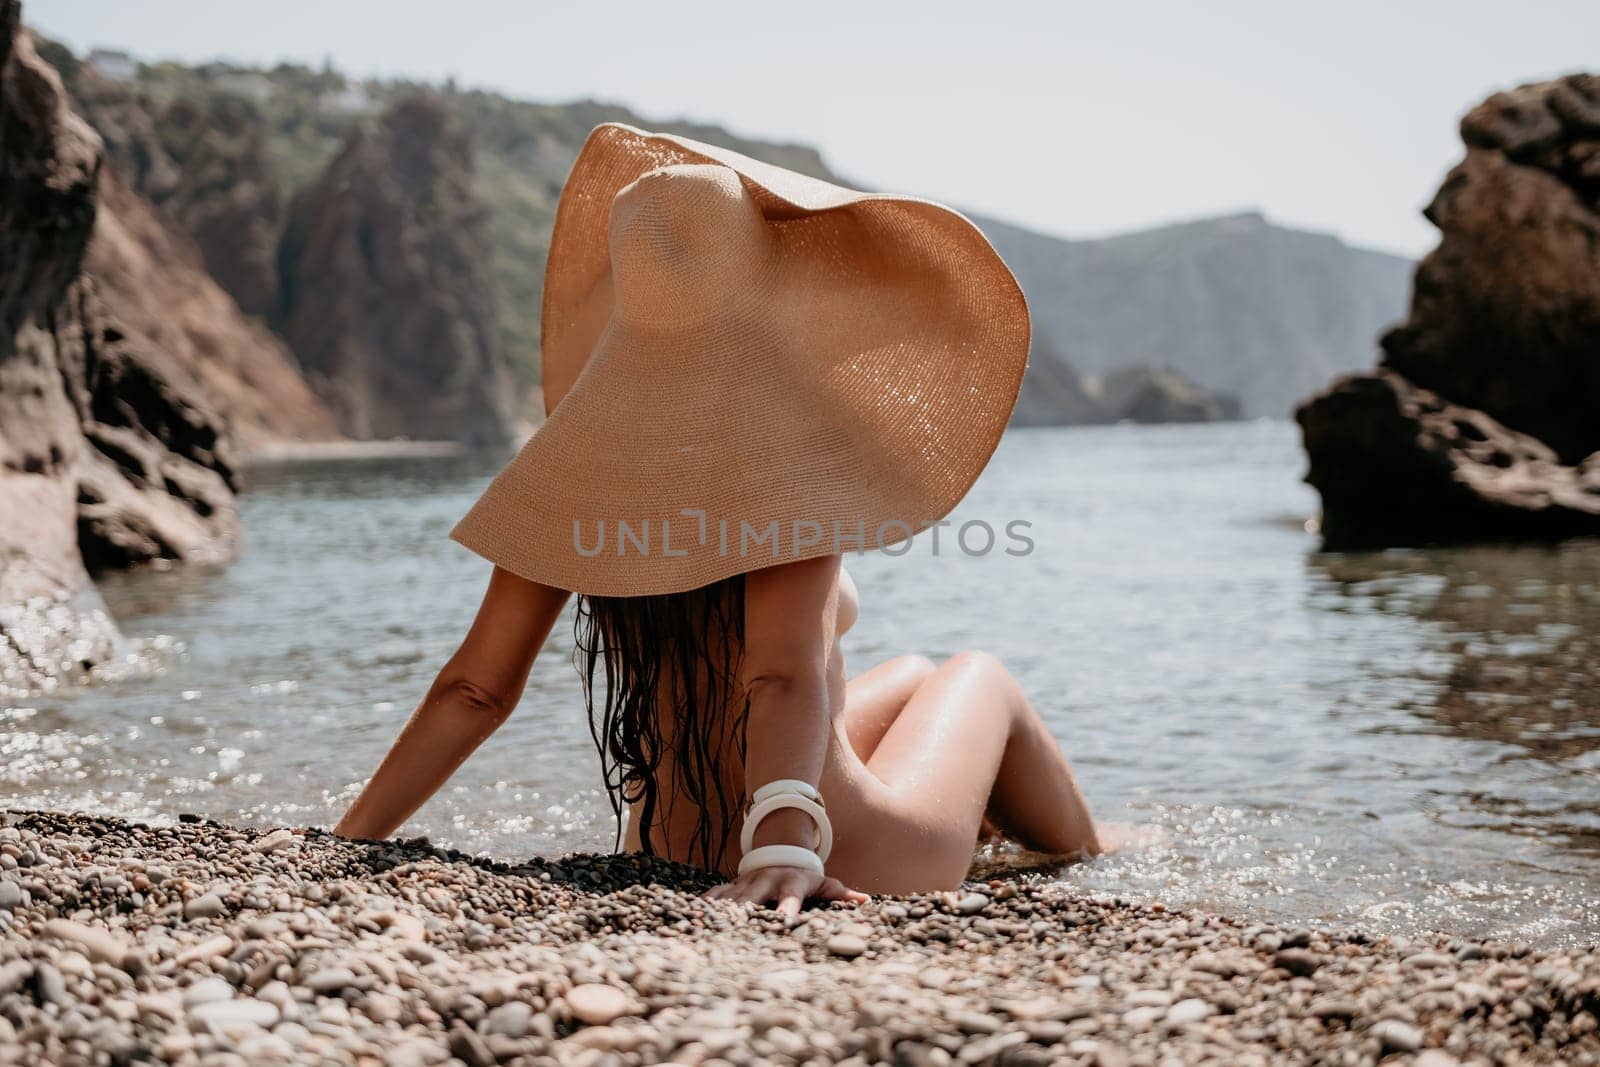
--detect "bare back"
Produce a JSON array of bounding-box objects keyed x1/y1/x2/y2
[{"x1": 624, "y1": 565, "x2": 862, "y2": 872}]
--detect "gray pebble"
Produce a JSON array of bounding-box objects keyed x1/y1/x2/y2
[
  {"x1": 188, "y1": 999, "x2": 280, "y2": 1028},
  {"x1": 955, "y1": 892, "x2": 990, "y2": 915},
  {"x1": 483, "y1": 1000, "x2": 532, "y2": 1037},
  {"x1": 182, "y1": 977, "x2": 236, "y2": 1007},
  {"x1": 826, "y1": 933, "x2": 868, "y2": 958},
  {"x1": 32, "y1": 963, "x2": 64, "y2": 1006},
  {"x1": 304, "y1": 966, "x2": 357, "y2": 994},
  {"x1": 1373, "y1": 1019, "x2": 1424, "y2": 1052},
  {"x1": 1165, "y1": 998, "x2": 1213, "y2": 1026},
  {"x1": 1403, "y1": 951, "x2": 1454, "y2": 970},
  {"x1": 183, "y1": 893, "x2": 226, "y2": 919}
]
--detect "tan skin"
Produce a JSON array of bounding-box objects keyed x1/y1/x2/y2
[{"x1": 335, "y1": 555, "x2": 1102, "y2": 915}]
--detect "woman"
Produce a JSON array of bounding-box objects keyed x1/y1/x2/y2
[{"x1": 334, "y1": 124, "x2": 1103, "y2": 914}]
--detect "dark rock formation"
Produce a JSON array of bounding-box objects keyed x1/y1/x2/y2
[
  {"x1": 0, "y1": 2, "x2": 238, "y2": 690},
  {"x1": 42, "y1": 46, "x2": 1418, "y2": 432},
  {"x1": 277, "y1": 95, "x2": 514, "y2": 445},
  {"x1": 1379, "y1": 75, "x2": 1600, "y2": 465},
  {"x1": 48, "y1": 62, "x2": 345, "y2": 449},
  {"x1": 1298, "y1": 372, "x2": 1600, "y2": 548},
  {"x1": 151, "y1": 95, "x2": 284, "y2": 319},
  {"x1": 1298, "y1": 73, "x2": 1600, "y2": 549},
  {"x1": 86, "y1": 164, "x2": 338, "y2": 451},
  {"x1": 1009, "y1": 329, "x2": 1110, "y2": 426},
  {"x1": 67, "y1": 67, "x2": 285, "y2": 319},
  {"x1": 1095, "y1": 364, "x2": 1242, "y2": 425}
]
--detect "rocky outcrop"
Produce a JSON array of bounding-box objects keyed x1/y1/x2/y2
[
  {"x1": 73, "y1": 78, "x2": 285, "y2": 320},
  {"x1": 0, "y1": 2, "x2": 239, "y2": 691},
  {"x1": 148, "y1": 95, "x2": 285, "y2": 319},
  {"x1": 1009, "y1": 329, "x2": 1110, "y2": 426},
  {"x1": 57, "y1": 61, "x2": 339, "y2": 450},
  {"x1": 1298, "y1": 372, "x2": 1600, "y2": 547},
  {"x1": 1379, "y1": 76, "x2": 1600, "y2": 465},
  {"x1": 63, "y1": 62, "x2": 282, "y2": 318},
  {"x1": 86, "y1": 165, "x2": 338, "y2": 452},
  {"x1": 277, "y1": 96, "x2": 514, "y2": 445},
  {"x1": 1297, "y1": 74, "x2": 1600, "y2": 549},
  {"x1": 1094, "y1": 365, "x2": 1242, "y2": 425}
]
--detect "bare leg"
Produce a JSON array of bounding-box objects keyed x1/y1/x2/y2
[
  {"x1": 863, "y1": 651, "x2": 1100, "y2": 887},
  {"x1": 842, "y1": 655, "x2": 935, "y2": 760},
  {"x1": 844, "y1": 655, "x2": 1003, "y2": 843}
]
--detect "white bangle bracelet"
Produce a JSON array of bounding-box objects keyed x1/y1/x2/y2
[
  {"x1": 739, "y1": 793, "x2": 834, "y2": 862},
  {"x1": 738, "y1": 843, "x2": 825, "y2": 877},
  {"x1": 751, "y1": 778, "x2": 822, "y2": 805}
]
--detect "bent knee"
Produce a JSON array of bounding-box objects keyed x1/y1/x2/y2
[
  {"x1": 889, "y1": 653, "x2": 937, "y2": 684},
  {"x1": 940, "y1": 649, "x2": 1009, "y2": 682}
]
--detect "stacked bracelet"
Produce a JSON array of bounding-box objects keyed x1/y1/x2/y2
[
  {"x1": 737, "y1": 779, "x2": 833, "y2": 875},
  {"x1": 737, "y1": 843, "x2": 824, "y2": 877}
]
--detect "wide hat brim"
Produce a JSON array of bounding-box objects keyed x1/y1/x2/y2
[{"x1": 449, "y1": 122, "x2": 1030, "y2": 596}]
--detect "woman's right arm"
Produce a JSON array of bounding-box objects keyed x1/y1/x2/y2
[
  {"x1": 333, "y1": 566, "x2": 569, "y2": 841},
  {"x1": 705, "y1": 554, "x2": 866, "y2": 913}
]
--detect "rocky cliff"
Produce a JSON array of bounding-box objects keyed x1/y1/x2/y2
[
  {"x1": 1009, "y1": 328, "x2": 1110, "y2": 426},
  {"x1": 85, "y1": 165, "x2": 338, "y2": 452},
  {"x1": 1297, "y1": 74, "x2": 1600, "y2": 548},
  {"x1": 55, "y1": 57, "x2": 339, "y2": 449},
  {"x1": 1094, "y1": 365, "x2": 1243, "y2": 425},
  {"x1": 0, "y1": 2, "x2": 240, "y2": 690},
  {"x1": 1380, "y1": 76, "x2": 1600, "y2": 466},
  {"x1": 277, "y1": 96, "x2": 514, "y2": 445},
  {"x1": 46, "y1": 48, "x2": 1416, "y2": 430}
]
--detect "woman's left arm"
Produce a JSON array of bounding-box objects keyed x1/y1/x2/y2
[{"x1": 333, "y1": 566, "x2": 569, "y2": 840}]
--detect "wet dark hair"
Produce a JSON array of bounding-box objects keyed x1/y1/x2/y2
[{"x1": 573, "y1": 575, "x2": 749, "y2": 869}]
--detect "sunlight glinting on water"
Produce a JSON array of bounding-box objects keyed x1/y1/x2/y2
[{"x1": 3, "y1": 421, "x2": 1598, "y2": 946}]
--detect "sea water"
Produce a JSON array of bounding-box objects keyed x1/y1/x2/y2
[{"x1": 5, "y1": 421, "x2": 1597, "y2": 946}]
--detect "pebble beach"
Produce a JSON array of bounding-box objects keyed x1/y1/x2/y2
[{"x1": 1, "y1": 810, "x2": 1597, "y2": 1065}]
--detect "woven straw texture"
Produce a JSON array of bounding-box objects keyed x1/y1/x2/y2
[{"x1": 449, "y1": 122, "x2": 1030, "y2": 596}]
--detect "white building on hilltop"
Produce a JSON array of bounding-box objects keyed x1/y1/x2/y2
[
  {"x1": 321, "y1": 84, "x2": 373, "y2": 115},
  {"x1": 86, "y1": 48, "x2": 137, "y2": 82},
  {"x1": 214, "y1": 71, "x2": 274, "y2": 102}
]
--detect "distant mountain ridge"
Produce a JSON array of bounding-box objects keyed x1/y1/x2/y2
[
  {"x1": 44, "y1": 42, "x2": 1412, "y2": 429},
  {"x1": 973, "y1": 210, "x2": 1413, "y2": 417}
]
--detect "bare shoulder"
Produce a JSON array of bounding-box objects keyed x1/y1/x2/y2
[
  {"x1": 744, "y1": 554, "x2": 842, "y2": 602},
  {"x1": 741, "y1": 555, "x2": 843, "y2": 673}
]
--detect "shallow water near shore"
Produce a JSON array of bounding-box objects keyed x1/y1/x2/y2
[{"x1": 3, "y1": 421, "x2": 1598, "y2": 946}]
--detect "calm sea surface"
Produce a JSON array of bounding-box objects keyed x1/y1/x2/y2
[{"x1": 4, "y1": 421, "x2": 1598, "y2": 946}]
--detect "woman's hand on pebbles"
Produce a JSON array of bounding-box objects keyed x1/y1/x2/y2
[{"x1": 704, "y1": 866, "x2": 867, "y2": 916}]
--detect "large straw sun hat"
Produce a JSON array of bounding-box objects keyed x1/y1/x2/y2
[{"x1": 449, "y1": 122, "x2": 1030, "y2": 596}]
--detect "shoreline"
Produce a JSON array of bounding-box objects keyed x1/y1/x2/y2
[
  {"x1": 237, "y1": 428, "x2": 538, "y2": 467},
  {"x1": 238, "y1": 440, "x2": 473, "y2": 465},
  {"x1": 2, "y1": 809, "x2": 1596, "y2": 1065}
]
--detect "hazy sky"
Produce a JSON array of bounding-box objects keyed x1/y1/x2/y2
[{"x1": 33, "y1": 1, "x2": 1600, "y2": 257}]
